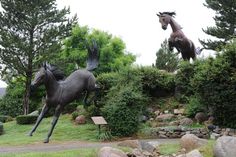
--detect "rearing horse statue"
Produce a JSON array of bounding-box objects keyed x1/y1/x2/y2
[
  {"x1": 28, "y1": 40, "x2": 99, "y2": 143},
  {"x1": 157, "y1": 12, "x2": 198, "y2": 61}
]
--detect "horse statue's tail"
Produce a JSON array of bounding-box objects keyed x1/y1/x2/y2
[{"x1": 86, "y1": 39, "x2": 99, "y2": 71}]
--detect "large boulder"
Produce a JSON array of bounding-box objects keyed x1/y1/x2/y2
[
  {"x1": 180, "y1": 134, "x2": 208, "y2": 152},
  {"x1": 118, "y1": 140, "x2": 141, "y2": 149},
  {"x1": 98, "y1": 146, "x2": 127, "y2": 157},
  {"x1": 195, "y1": 112, "x2": 208, "y2": 124},
  {"x1": 213, "y1": 136, "x2": 236, "y2": 157},
  {"x1": 179, "y1": 118, "x2": 194, "y2": 126},
  {"x1": 75, "y1": 115, "x2": 86, "y2": 124}
]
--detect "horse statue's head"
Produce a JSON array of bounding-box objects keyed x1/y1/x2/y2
[
  {"x1": 156, "y1": 12, "x2": 176, "y2": 30},
  {"x1": 31, "y1": 62, "x2": 65, "y2": 91}
]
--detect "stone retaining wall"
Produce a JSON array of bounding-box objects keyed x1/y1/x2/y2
[{"x1": 149, "y1": 126, "x2": 236, "y2": 139}]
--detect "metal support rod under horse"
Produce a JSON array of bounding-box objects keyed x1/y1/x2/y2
[
  {"x1": 28, "y1": 40, "x2": 99, "y2": 143},
  {"x1": 157, "y1": 12, "x2": 201, "y2": 61}
]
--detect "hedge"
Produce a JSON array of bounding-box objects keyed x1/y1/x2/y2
[
  {"x1": 0, "y1": 115, "x2": 12, "y2": 123},
  {"x1": 16, "y1": 115, "x2": 38, "y2": 125},
  {"x1": 0, "y1": 122, "x2": 3, "y2": 135}
]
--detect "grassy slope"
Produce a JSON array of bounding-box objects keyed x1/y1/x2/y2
[{"x1": 0, "y1": 114, "x2": 98, "y2": 146}]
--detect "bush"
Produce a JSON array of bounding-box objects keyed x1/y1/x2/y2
[
  {"x1": 0, "y1": 97, "x2": 23, "y2": 117},
  {"x1": 71, "y1": 111, "x2": 79, "y2": 120},
  {"x1": 175, "y1": 61, "x2": 196, "y2": 103},
  {"x1": 190, "y1": 40, "x2": 236, "y2": 128},
  {"x1": 102, "y1": 83, "x2": 147, "y2": 137},
  {"x1": 16, "y1": 115, "x2": 38, "y2": 124},
  {"x1": 139, "y1": 67, "x2": 175, "y2": 97},
  {"x1": 186, "y1": 96, "x2": 205, "y2": 118},
  {"x1": 0, "y1": 115, "x2": 12, "y2": 123},
  {"x1": 0, "y1": 122, "x2": 3, "y2": 135}
]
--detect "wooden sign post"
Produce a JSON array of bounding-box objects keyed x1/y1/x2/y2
[{"x1": 91, "y1": 116, "x2": 107, "y2": 135}]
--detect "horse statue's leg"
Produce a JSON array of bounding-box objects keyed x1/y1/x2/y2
[
  {"x1": 44, "y1": 104, "x2": 63, "y2": 143},
  {"x1": 28, "y1": 104, "x2": 50, "y2": 136}
]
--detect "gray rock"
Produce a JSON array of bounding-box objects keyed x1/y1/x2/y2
[
  {"x1": 28, "y1": 110, "x2": 39, "y2": 116},
  {"x1": 186, "y1": 149, "x2": 203, "y2": 157},
  {"x1": 213, "y1": 136, "x2": 236, "y2": 157},
  {"x1": 118, "y1": 140, "x2": 141, "y2": 149},
  {"x1": 98, "y1": 146, "x2": 127, "y2": 157},
  {"x1": 180, "y1": 134, "x2": 208, "y2": 152},
  {"x1": 179, "y1": 118, "x2": 193, "y2": 126},
  {"x1": 195, "y1": 112, "x2": 208, "y2": 124},
  {"x1": 156, "y1": 114, "x2": 174, "y2": 122},
  {"x1": 140, "y1": 141, "x2": 157, "y2": 153}
]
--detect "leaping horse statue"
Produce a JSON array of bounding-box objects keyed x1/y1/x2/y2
[
  {"x1": 157, "y1": 12, "x2": 200, "y2": 61},
  {"x1": 28, "y1": 40, "x2": 99, "y2": 143}
]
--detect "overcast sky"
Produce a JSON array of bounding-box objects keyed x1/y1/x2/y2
[
  {"x1": 57, "y1": 0, "x2": 216, "y2": 65},
  {"x1": 0, "y1": 0, "x2": 216, "y2": 87}
]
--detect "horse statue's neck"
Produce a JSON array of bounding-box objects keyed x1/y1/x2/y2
[
  {"x1": 169, "y1": 17, "x2": 182, "y2": 32},
  {"x1": 45, "y1": 70, "x2": 60, "y2": 97}
]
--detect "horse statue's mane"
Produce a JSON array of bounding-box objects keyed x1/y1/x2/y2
[
  {"x1": 160, "y1": 11, "x2": 176, "y2": 17},
  {"x1": 44, "y1": 63, "x2": 65, "y2": 81}
]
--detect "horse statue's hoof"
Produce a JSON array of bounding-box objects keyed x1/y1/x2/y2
[
  {"x1": 43, "y1": 138, "x2": 49, "y2": 143},
  {"x1": 28, "y1": 132, "x2": 33, "y2": 136}
]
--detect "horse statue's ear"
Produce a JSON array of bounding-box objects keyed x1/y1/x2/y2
[
  {"x1": 43, "y1": 62, "x2": 47, "y2": 70},
  {"x1": 156, "y1": 13, "x2": 160, "y2": 17}
]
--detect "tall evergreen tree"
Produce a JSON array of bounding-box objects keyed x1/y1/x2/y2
[
  {"x1": 155, "y1": 39, "x2": 180, "y2": 72},
  {"x1": 199, "y1": 0, "x2": 236, "y2": 50},
  {"x1": 0, "y1": 0, "x2": 77, "y2": 114}
]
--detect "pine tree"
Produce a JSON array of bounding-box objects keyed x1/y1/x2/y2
[
  {"x1": 155, "y1": 39, "x2": 180, "y2": 72},
  {"x1": 0, "y1": 0, "x2": 77, "y2": 114},
  {"x1": 199, "y1": 0, "x2": 236, "y2": 50}
]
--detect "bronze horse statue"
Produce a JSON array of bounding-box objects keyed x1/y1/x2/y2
[
  {"x1": 28, "y1": 41, "x2": 99, "y2": 143},
  {"x1": 157, "y1": 12, "x2": 200, "y2": 61}
]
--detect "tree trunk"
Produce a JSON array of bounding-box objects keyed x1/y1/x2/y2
[
  {"x1": 23, "y1": 29, "x2": 34, "y2": 115},
  {"x1": 23, "y1": 74, "x2": 32, "y2": 115}
]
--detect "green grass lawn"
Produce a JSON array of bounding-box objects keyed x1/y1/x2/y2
[
  {"x1": 0, "y1": 148, "x2": 98, "y2": 157},
  {"x1": 0, "y1": 114, "x2": 98, "y2": 146}
]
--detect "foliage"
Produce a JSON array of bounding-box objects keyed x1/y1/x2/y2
[
  {"x1": 0, "y1": 115, "x2": 12, "y2": 123},
  {"x1": 175, "y1": 61, "x2": 197, "y2": 102},
  {"x1": 57, "y1": 25, "x2": 136, "y2": 75},
  {"x1": 0, "y1": 0, "x2": 77, "y2": 114},
  {"x1": 0, "y1": 122, "x2": 3, "y2": 135},
  {"x1": 140, "y1": 66, "x2": 175, "y2": 97},
  {"x1": 71, "y1": 111, "x2": 79, "y2": 120},
  {"x1": 155, "y1": 39, "x2": 180, "y2": 72},
  {"x1": 199, "y1": 140, "x2": 215, "y2": 157},
  {"x1": 186, "y1": 96, "x2": 205, "y2": 118},
  {"x1": 102, "y1": 70, "x2": 147, "y2": 136},
  {"x1": 16, "y1": 115, "x2": 38, "y2": 125},
  {"x1": 199, "y1": 0, "x2": 236, "y2": 50},
  {"x1": 191, "y1": 40, "x2": 236, "y2": 128},
  {"x1": 0, "y1": 78, "x2": 42, "y2": 117}
]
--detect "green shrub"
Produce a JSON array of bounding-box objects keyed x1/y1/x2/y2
[
  {"x1": 102, "y1": 83, "x2": 147, "y2": 137},
  {"x1": 0, "y1": 97, "x2": 23, "y2": 117},
  {"x1": 186, "y1": 96, "x2": 205, "y2": 118},
  {"x1": 190, "y1": 40, "x2": 236, "y2": 128},
  {"x1": 175, "y1": 61, "x2": 196, "y2": 103},
  {"x1": 71, "y1": 111, "x2": 79, "y2": 120},
  {"x1": 0, "y1": 115, "x2": 12, "y2": 123},
  {"x1": 16, "y1": 115, "x2": 38, "y2": 124},
  {"x1": 139, "y1": 67, "x2": 175, "y2": 97},
  {"x1": 0, "y1": 122, "x2": 3, "y2": 135}
]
